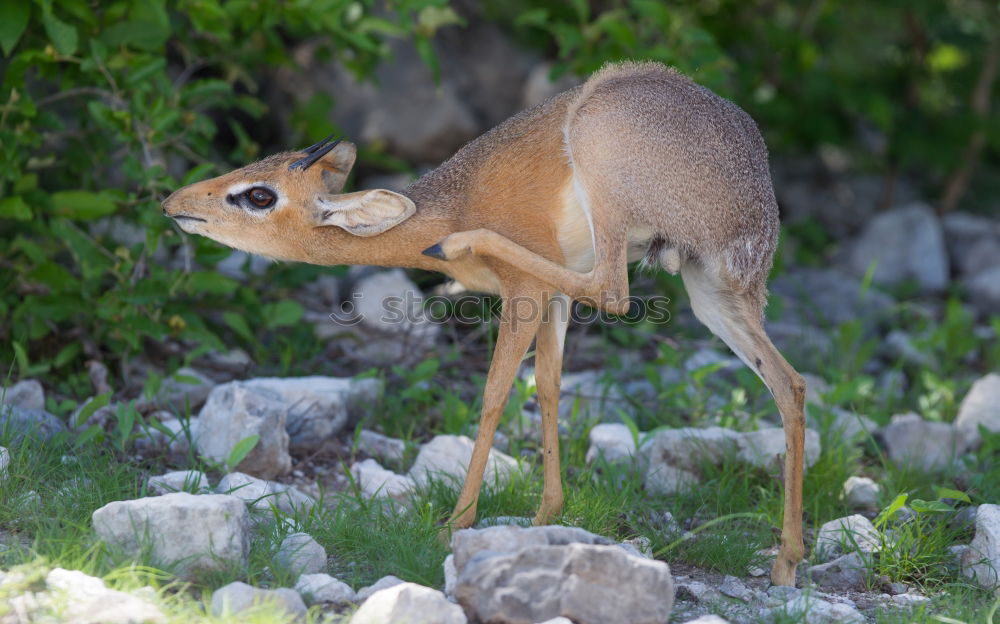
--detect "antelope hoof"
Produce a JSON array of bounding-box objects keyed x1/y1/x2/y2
[
  {"x1": 770, "y1": 555, "x2": 798, "y2": 587},
  {"x1": 422, "y1": 243, "x2": 448, "y2": 260}
]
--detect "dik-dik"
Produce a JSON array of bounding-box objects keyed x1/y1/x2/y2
[{"x1": 162, "y1": 61, "x2": 807, "y2": 586}]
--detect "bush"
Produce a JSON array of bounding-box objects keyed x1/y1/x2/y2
[{"x1": 0, "y1": 0, "x2": 456, "y2": 392}]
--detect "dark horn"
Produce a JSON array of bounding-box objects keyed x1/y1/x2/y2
[
  {"x1": 289, "y1": 137, "x2": 341, "y2": 171},
  {"x1": 302, "y1": 133, "x2": 337, "y2": 154}
]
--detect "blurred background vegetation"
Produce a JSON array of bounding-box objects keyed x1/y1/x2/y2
[{"x1": 0, "y1": 0, "x2": 998, "y2": 400}]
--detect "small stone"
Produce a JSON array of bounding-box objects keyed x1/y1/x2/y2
[
  {"x1": 451, "y1": 525, "x2": 617, "y2": 573},
  {"x1": 675, "y1": 579, "x2": 720, "y2": 604},
  {"x1": 967, "y1": 266, "x2": 1000, "y2": 313},
  {"x1": 962, "y1": 503, "x2": 1000, "y2": 589},
  {"x1": 2, "y1": 379, "x2": 44, "y2": 410},
  {"x1": 719, "y1": 575, "x2": 751, "y2": 601},
  {"x1": 408, "y1": 435, "x2": 519, "y2": 490},
  {"x1": 0, "y1": 446, "x2": 8, "y2": 479},
  {"x1": 474, "y1": 516, "x2": 533, "y2": 529},
  {"x1": 295, "y1": 573, "x2": 356, "y2": 605},
  {"x1": 357, "y1": 429, "x2": 407, "y2": 464},
  {"x1": 356, "y1": 575, "x2": 405, "y2": 603},
  {"x1": 351, "y1": 582, "x2": 467, "y2": 624},
  {"x1": 891, "y1": 593, "x2": 930, "y2": 606},
  {"x1": 842, "y1": 476, "x2": 880, "y2": 509},
  {"x1": 735, "y1": 428, "x2": 821, "y2": 472},
  {"x1": 443, "y1": 553, "x2": 457, "y2": 599},
  {"x1": 585, "y1": 423, "x2": 637, "y2": 465},
  {"x1": 0, "y1": 404, "x2": 67, "y2": 444},
  {"x1": 680, "y1": 617, "x2": 730, "y2": 624},
  {"x1": 768, "y1": 593, "x2": 865, "y2": 624},
  {"x1": 275, "y1": 532, "x2": 327, "y2": 575},
  {"x1": 196, "y1": 382, "x2": 291, "y2": 479},
  {"x1": 147, "y1": 470, "x2": 210, "y2": 495},
  {"x1": 45, "y1": 567, "x2": 165, "y2": 623},
  {"x1": 92, "y1": 493, "x2": 249, "y2": 579},
  {"x1": 955, "y1": 373, "x2": 1000, "y2": 449},
  {"x1": 210, "y1": 581, "x2": 306, "y2": 618},
  {"x1": 766, "y1": 585, "x2": 802, "y2": 604},
  {"x1": 153, "y1": 367, "x2": 215, "y2": 412},
  {"x1": 815, "y1": 515, "x2": 881, "y2": 561},
  {"x1": 877, "y1": 413, "x2": 966, "y2": 473},
  {"x1": 216, "y1": 471, "x2": 316, "y2": 515},
  {"x1": 455, "y1": 543, "x2": 672, "y2": 624},
  {"x1": 807, "y1": 552, "x2": 867, "y2": 591},
  {"x1": 351, "y1": 459, "x2": 414, "y2": 502}
]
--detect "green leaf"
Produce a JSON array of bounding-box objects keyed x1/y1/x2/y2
[
  {"x1": 42, "y1": 10, "x2": 78, "y2": 55},
  {"x1": 53, "y1": 341, "x2": 82, "y2": 368},
  {"x1": 223, "y1": 311, "x2": 254, "y2": 343},
  {"x1": 226, "y1": 434, "x2": 260, "y2": 471},
  {"x1": 263, "y1": 300, "x2": 303, "y2": 329},
  {"x1": 51, "y1": 190, "x2": 117, "y2": 220},
  {"x1": 74, "y1": 392, "x2": 111, "y2": 428},
  {"x1": 0, "y1": 1, "x2": 30, "y2": 56},
  {"x1": 875, "y1": 493, "x2": 908, "y2": 529},
  {"x1": 187, "y1": 271, "x2": 238, "y2": 296},
  {"x1": 0, "y1": 196, "x2": 31, "y2": 220},
  {"x1": 934, "y1": 487, "x2": 971, "y2": 504},
  {"x1": 910, "y1": 498, "x2": 954, "y2": 513}
]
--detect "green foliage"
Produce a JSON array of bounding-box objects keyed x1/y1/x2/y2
[{"x1": 0, "y1": 0, "x2": 452, "y2": 389}]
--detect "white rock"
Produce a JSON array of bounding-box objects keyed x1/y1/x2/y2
[
  {"x1": 134, "y1": 418, "x2": 198, "y2": 460},
  {"x1": 847, "y1": 202, "x2": 949, "y2": 292},
  {"x1": 352, "y1": 582, "x2": 466, "y2": 624},
  {"x1": 0, "y1": 446, "x2": 8, "y2": 479},
  {"x1": 210, "y1": 581, "x2": 306, "y2": 618},
  {"x1": 967, "y1": 266, "x2": 1000, "y2": 314},
  {"x1": 680, "y1": 617, "x2": 730, "y2": 624},
  {"x1": 585, "y1": 423, "x2": 637, "y2": 465},
  {"x1": 147, "y1": 470, "x2": 210, "y2": 495},
  {"x1": 443, "y1": 554, "x2": 457, "y2": 599},
  {"x1": 768, "y1": 593, "x2": 865, "y2": 624},
  {"x1": 44, "y1": 567, "x2": 165, "y2": 623},
  {"x1": 719, "y1": 575, "x2": 751, "y2": 601},
  {"x1": 813, "y1": 408, "x2": 878, "y2": 446},
  {"x1": 2, "y1": 379, "x2": 44, "y2": 410},
  {"x1": 243, "y1": 376, "x2": 381, "y2": 453},
  {"x1": 639, "y1": 426, "x2": 740, "y2": 473},
  {"x1": 955, "y1": 373, "x2": 1000, "y2": 449},
  {"x1": 735, "y1": 428, "x2": 821, "y2": 472},
  {"x1": 807, "y1": 552, "x2": 867, "y2": 591},
  {"x1": 153, "y1": 367, "x2": 215, "y2": 412},
  {"x1": 456, "y1": 543, "x2": 672, "y2": 624},
  {"x1": 962, "y1": 503, "x2": 1000, "y2": 589},
  {"x1": 892, "y1": 593, "x2": 930, "y2": 606},
  {"x1": 348, "y1": 269, "x2": 441, "y2": 364},
  {"x1": 408, "y1": 435, "x2": 519, "y2": 490},
  {"x1": 351, "y1": 459, "x2": 415, "y2": 503},
  {"x1": 356, "y1": 575, "x2": 405, "y2": 602},
  {"x1": 357, "y1": 429, "x2": 407, "y2": 464},
  {"x1": 217, "y1": 471, "x2": 315, "y2": 515},
  {"x1": 196, "y1": 382, "x2": 291, "y2": 479},
  {"x1": 295, "y1": 573, "x2": 356, "y2": 605},
  {"x1": 815, "y1": 515, "x2": 881, "y2": 561},
  {"x1": 842, "y1": 476, "x2": 880, "y2": 509},
  {"x1": 644, "y1": 463, "x2": 700, "y2": 495},
  {"x1": 275, "y1": 532, "x2": 327, "y2": 575},
  {"x1": 878, "y1": 412, "x2": 966, "y2": 472},
  {"x1": 92, "y1": 493, "x2": 249, "y2": 579}
]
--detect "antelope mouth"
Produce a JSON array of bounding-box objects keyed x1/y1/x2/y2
[{"x1": 170, "y1": 214, "x2": 208, "y2": 223}]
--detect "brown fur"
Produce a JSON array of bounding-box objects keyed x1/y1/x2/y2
[{"x1": 162, "y1": 61, "x2": 804, "y2": 586}]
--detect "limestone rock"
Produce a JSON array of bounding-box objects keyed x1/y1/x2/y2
[
  {"x1": 92, "y1": 493, "x2": 249, "y2": 579},
  {"x1": 357, "y1": 429, "x2": 406, "y2": 465},
  {"x1": 243, "y1": 375, "x2": 381, "y2": 453},
  {"x1": 275, "y1": 532, "x2": 327, "y2": 575},
  {"x1": 877, "y1": 412, "x2": 965, "y2": 472},
  {"x1": 735, "y1": 428, "x2": 821, "y2": 472},
  {"x1": 2, "y1": 379, "x2": 44, "y2": 410},
  {"x1": 815, "y1": 515, "x2": 881, "y2": 561},
  {"x1": 355, "y1": 575, "x2": 405, "y2": 603},
  {"x1": 210, "y1": 581, "x2": 306, "y2": 618},
  {"x1": 456, "y1": 543, "x2": 673, "y2": 624},
  {"x1": 295, "y1": 573, "x2": 356, "y2": 605},
  {"x1": 196, "y1": 382, "x2": 291, "y2": 479},
  {"x1": 766, "y1": 593, "x2": 865, "y2": 623},
  {"x1": 351, "y1": 459, "x2": 415, "y2": 502},
  {"x1": 44, "y1": 567, "x2": 165, "y2": 624},
  {"x1": 962, "y1": 503, "x2": 1000, "y2": 589},
  {"x1": 955, "y1": 373, "x2": 1000, "y2": 449},
  {"x1": 409, "y1": 435, "x2": 518, "y2": 490},
  {"x1": 352, "y1": 582, "x2": 466, "y2": 624},
  {"x1": 842, "y1": 476, "x2": 881, "y2": 509},
  {"x1": 0, "y1": 403, "x2": 67, "y2": 444},
  {"x1": 807, "y1": 552, "x2": 867, "y2": 591},
  {"x1": 585, "y1": 423, "x2": 637, "y2": 465},
  {"x1": 847, "y1": 202, "x2": 949, "y2": 292},
  {"x1": 147, "y1": 470, "x2": 210, "y2": 495},
  {"x1": 216, "y1": 471, "x2": 315, "y2": 515},
  {"x1": 152, "y1": 367, "x2": 215, "y2": 413}
]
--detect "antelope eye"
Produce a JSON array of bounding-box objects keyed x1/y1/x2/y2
[{"x1": 247, "y1": 187, "x2": 275, "y2": 208}]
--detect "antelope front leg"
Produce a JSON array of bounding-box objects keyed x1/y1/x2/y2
[
  {"x1": 449, "y1": 286, "x2": 546, "y2": 529},
  {"x1": 423, "y1": 229, "x2": 631, "y2": 316},
  {"x1": 531, "y1": 293, "x2": 570, "y2": 525}
]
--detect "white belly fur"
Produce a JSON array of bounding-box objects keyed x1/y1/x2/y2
[{"x1": 556, "y1": 180, "x2": 654, "y2": 271}]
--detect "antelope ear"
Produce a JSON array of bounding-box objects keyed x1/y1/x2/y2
[
  {"x1": 319, "y1": 142, "x2": 357, "y2": 192},
  {"x1": 315, "y1": 189, "x2": 416, "y2": 236}
]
